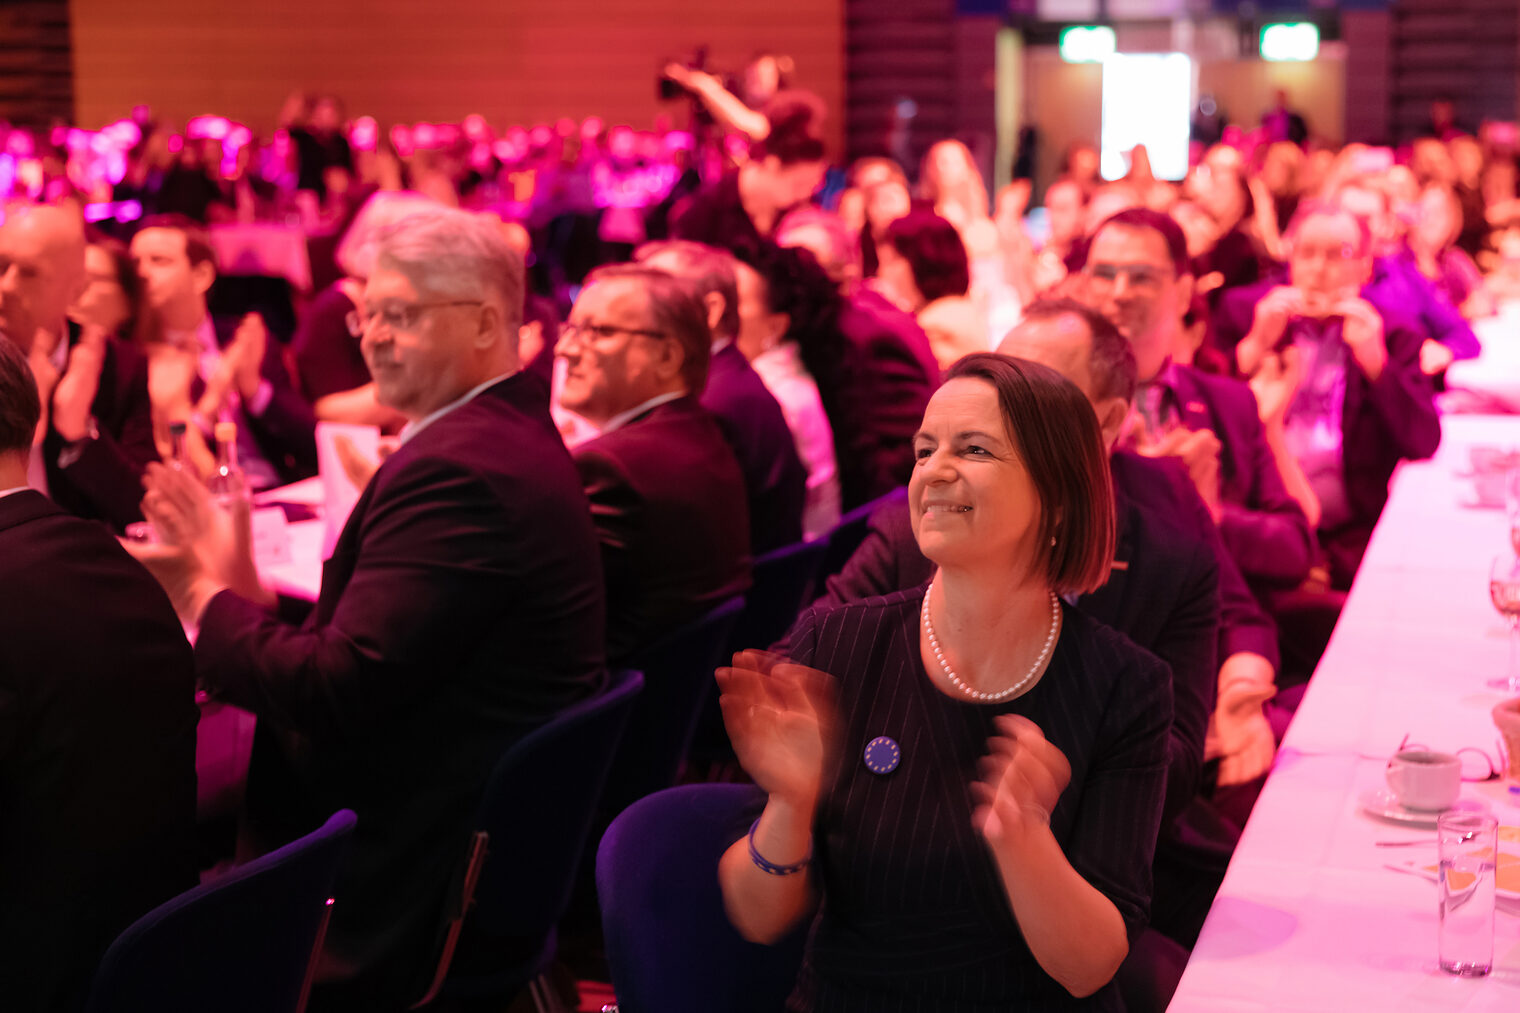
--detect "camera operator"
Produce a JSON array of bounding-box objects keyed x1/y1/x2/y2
[
  {"x1": 663, "y1": 52, "x2": 793, "y2": 146},
  {"x1": 668, "y1": 90, "x2": 829, "y2": 254}
]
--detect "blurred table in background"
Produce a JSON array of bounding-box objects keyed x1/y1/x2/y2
[
  {"x1": 209, "y1": 222, "x2": 313, "y2": 292},
  {"x1": 1447, "y1": 304, "x2": 1520, "y2": 414},
  {"x1": 1171, "y1": 415, "x2": 1520, "y2": 1012}
]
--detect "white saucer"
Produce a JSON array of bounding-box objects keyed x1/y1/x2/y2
[{"x1": 1357, "y1": 788, "x2": 1489, "y2": 828}]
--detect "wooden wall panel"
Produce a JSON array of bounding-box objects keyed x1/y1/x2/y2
[
  {"x1": 0, "y1": 1, "x2": 71, "y2": 126},
  {"x1": 70, "y1": 0, "x2": 843, "y2": 151},
  {"x1": 844, "y1": 0, "x2": 956, "y2": 167}
]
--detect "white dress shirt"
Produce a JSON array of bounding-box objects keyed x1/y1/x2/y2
[
  {"x1": 596, "y1": 390, "x2": 686, "y2": 437},
  {"x1": 750, "y1": 340, "x2": 841, "y2": 540},
  {"x1": 399, "y1": 372, "x2": 518, "y2": 445},
  {"x1": 25, "y1": 329, "x2": 70, "y2": 496}
]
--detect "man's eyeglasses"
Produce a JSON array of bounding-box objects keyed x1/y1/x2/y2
[
  {"x1": 557, "y1": 320, "x2": 670, "y2": 349},
  {"x1": 345, "y1": 300, "x2": 484, "y2": 338},
  {"x1": 1083, "y1": 263, "x2": 1173, "y2": 291}
]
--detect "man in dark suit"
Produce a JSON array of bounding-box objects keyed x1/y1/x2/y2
[
  {"x1": 0, "y1": 203, "x2": 158, "y2": 530},
  {"x1": 131, "y1": 214, "x2": 317, "y2": 488},
  {"x1": 635, "y1": 240, "x2": 806, "y2": 553},
  {"x1": 0, "y1": 336, "x2": 198, "y2": 1013},
  {"x1": 132, "y1": 208, "x2": 606, "y2": 1010},
  {"x1": 1232, "y1": 201, "x2": 1442, "y2": 588},
  {"x1": 775, "y1": 207, "x2": 941, "y2": 508},
  {"x1": 1081, "y1": 208, "x2": 1316, "y2": 596},
  {"x1": 557, "y1": 264, "x2": 752, "y2": 664}
]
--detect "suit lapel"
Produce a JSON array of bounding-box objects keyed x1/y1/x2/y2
[
  {"x1": 1078, "y1": 491, "x2": 1135, "y2": 626},
  {"x1": 1173, "y1": 364, "x2": 1244, "y2": 497},
  {"x1": 1170, "y1": 369, "x2": 1214, "y2": 435}
]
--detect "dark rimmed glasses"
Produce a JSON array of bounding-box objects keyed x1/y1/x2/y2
[{"x1": 556, "y1": 320, "x2": 670, "y2": 349}]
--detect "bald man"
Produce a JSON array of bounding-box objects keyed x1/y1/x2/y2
[{"x1": 0, "y1": 204, "x2": 156, "y2": 530}]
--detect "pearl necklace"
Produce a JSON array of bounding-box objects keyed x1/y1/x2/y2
[{"x1": 921, "y1": 579, "x2": 1060, "y2": 702}]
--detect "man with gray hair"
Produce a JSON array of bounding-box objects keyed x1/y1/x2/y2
[
  {"x1": 133, "y1": 206, "x2": 607, "y2": 1008},
  {"x1": 557, "y1": 262, "x2": 751, "y2": 664}
]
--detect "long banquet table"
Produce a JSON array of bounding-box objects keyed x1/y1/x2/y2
[
  {"x1": 1170, "y1": 414, "x2": 1520, "y2": 1011},
  {"x1": 1447, "y1": 305, "x2": 1520, "y2": 413}
]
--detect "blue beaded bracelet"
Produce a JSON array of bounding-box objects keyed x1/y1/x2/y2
[{"x1": 747, "y1": 819, "x2": 811, "y2": 876}]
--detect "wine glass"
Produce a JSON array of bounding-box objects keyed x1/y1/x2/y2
[
  {"x1": 1489, "y1": 555, "x2": 1520, "y2": 692},
  {"x1": 1506, "y1": 468, "x2": 1520, "y2": 555}
]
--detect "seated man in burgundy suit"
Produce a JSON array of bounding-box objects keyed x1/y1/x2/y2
[
  {"x1": 0, "y1": 203, "x2": 157, "y2": 531},
  {"x1": 557, "y1": 263, "x2": 752, "y2": 665},
  {"x1": 634, "y1": 240, "x2": 806, "y2": 553},
  {"x1": 1233, "y1": 200, "x2": 1442, "y2": 588},
  {"x1": 131, "y1": 207, "x2": 607, "y2": 1010},
  {"x1": 1080, "y1": 208, "x2": 1317, "y2": 599}
]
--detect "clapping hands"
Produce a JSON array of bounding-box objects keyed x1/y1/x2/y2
[
  {"x1": 972, "y1": 715, "x2": 1071, "y2": 853},
  {"x1": 717, "y1": 651, "x2": 839, "y2": 812},
  {"x1": 126, "y1": 460, "x2": 270, "y2": 622},
  {"x1": 1207, "y1": 679, "x2": 1278, "y2": 787},
  {"x1": 1249, "y1": 344, "x2": 1303, "y2": 432},
  {"x1": 1131, "y1": 420, "x2": 1223, "y2": 522},
  {"x1": 51, "y1": 325, "x2": 108, "y2": 442},
  {"x1": 1330, "y1": 295, "x2": 1387, "y2": 381},
  {"x1": 197, "y1": 313, "x2": 267, "y2": 417}
]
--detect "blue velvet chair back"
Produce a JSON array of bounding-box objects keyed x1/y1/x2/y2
[
  {"x1": 85, "y1": 808, "x2": 357, "y2": 1013},
  {"x1": 597, "y1": 784, "x2": 807, "y2": 1013},
  {"x1": 725, "y1": 538, "x2": 830, "y2": 657},
  {"x1": 419, "y1": 668, "x2": 644, "y2": 1004},
  {"x1": 600, "y1": 598, "x2": 744, "y2": 817},
  {"x1": 819, "y1": 487, "x2": 907, "y2": 584}
]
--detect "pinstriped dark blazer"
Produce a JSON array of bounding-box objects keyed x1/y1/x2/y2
[{"x1": 783, "y1": 591, "x2": 1171, "y2": 1012}]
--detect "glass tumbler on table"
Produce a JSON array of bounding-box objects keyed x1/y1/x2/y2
[
  {"x1": 1507, "y1": 468, "x2": 1520, "y2": 554},
  {"x1": 1438, "y1": 811, "x2": 1498, "y2": 976},
  {"x1": 1489, "y1": 555, "x2": 1520, "y2": 692}
]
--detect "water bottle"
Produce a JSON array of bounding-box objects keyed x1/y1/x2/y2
[
  {"x1": 152, "y1": 420, "x2": 193, "y2": 545},
  {"x1": 208, "y1": 421, "x2": 250, "y2": 516},
  {"x1": 167, "y1": 420, "x2": 190, "y2": 471}
]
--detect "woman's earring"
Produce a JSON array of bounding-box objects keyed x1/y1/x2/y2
[{"x1": 1050, "y1": 535, "x2": 1057, "y2": 547}]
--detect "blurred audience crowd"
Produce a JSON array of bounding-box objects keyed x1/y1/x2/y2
[{"x1": 2, "y1": 70, "x2": 1514, "y2": 1011}]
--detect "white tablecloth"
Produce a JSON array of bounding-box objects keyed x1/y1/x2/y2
[
  {"x1": 1171, "y1": 415, "x2": 1520, "y2": 1011},
  {"x1": 1447, "y1": 306, "x2": 1520, "y2": 413},
  {"x1": 253, "y1": 477, "x2": 325, "y2": 601}
]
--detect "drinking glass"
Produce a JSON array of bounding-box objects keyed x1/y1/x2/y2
[
  {"x1": 1438, "y1": 811, "x2": 1498, "y2": 976},
  {"x1": 1489, "y1": 556, "x2": 1520, "y2": 692},
  {"x1": 1506, "y1": 468, "x2": 1520, "y2": 554}
]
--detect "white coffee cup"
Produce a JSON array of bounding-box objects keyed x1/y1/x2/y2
[{"x1": 1386, "y1": 749, "x2": 1462, "y2": 811}]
